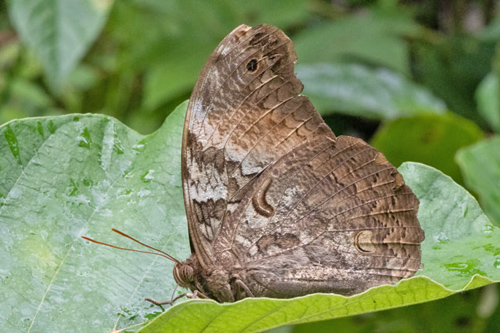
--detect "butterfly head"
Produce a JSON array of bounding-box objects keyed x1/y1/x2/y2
[{"x1": 172, "y1": 262, "x2": 195, "y2": 289}]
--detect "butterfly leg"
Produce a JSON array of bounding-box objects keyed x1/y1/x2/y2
[
  {"x1": 145, "y1": 294, "x2": 185, "y2": 307},
  {"x1": 235, "y1": 279, "x2": 254, "y2": 297},
  {"x1": 188, "y1": 289, "x2": 210, "y2": 300},
  {"x1": 145, "y1": 285, "x2": 185, "y2": 307},
  {"x1": 145, "y1": 289, "x2": 211, "y2": 308}
]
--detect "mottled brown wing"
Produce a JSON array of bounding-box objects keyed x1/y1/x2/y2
[
  {"x1": 214, "y1": 134, "x2": 424, "y2": 297},
  {"x1": 182, "y1": 24, "x2": 335, "y2": 269},
  {"x1": 183, "y1": 24, "x2": 424, "y2": 296}
]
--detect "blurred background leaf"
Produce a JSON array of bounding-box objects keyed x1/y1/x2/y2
[
  {"x1": 371, "y1": 113, "x2": 484, "y2": 185},
  {"x1": 1, "y1": 0, "x2": 500, "y2": 331},
  {"x1": 411, "y1": 34, "x2": 496, "y2": 126},
  {"x1": 457, "y1": 136, "x2": 500, "y2": 226},
  {"x1": 8, "y1": 0, "x2": 113, "y2": 92},
  {"x1": 293, "y1": 6, "x2": 419, "y2": 74},
  {"x1": 476, "y1": 72, "x2": 500, "y2": 133},
  {"x1": 296, "y1": 63, "x2": 446, "y2": 119}
]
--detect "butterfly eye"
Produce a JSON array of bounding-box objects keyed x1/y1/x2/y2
[{"x1": 247, "y1": 59, "x2": 258, "y2": 72}]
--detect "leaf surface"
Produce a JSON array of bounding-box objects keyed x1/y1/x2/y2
[
  {"x1": 1, "y1": 103, "x2": 498, "y2": 332},
  {"x1": 139, "y1": 163, "x2": 500, "y2": 332},
  {"x1": 0, "y1": 103, "x2": 189, "y2": 332}
]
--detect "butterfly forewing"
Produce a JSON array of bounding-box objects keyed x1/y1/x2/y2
[
  {"x1": 182, "y1": 24, "x2": 334, "y2": 268},
  {"x1": 182, "y1": 24, "x2": 424, "y2": 300}
]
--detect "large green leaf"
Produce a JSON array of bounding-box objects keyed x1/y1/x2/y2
[
  {"x1": 371, "y1": 113, "x2": 484, "y2": 185},
  {"x1": 1, "y1": 103, "x2": 499, "y2": 332},
  {"x1": 456, "y1": 136, "x2": 500, "y2": 225},
  {"x1": 291, "y1": 284, "x2": 499, "y2": 332},
  {"x1": 8, "y1": 0, "x2": 113, "y2": 91},
  {"x1": 0, "y1": 103, "x2": 190, "y2": 331},
  {"x1": 139, "y1": 162, "x2": 500, "y2": 332},
  {"x1": 297, "y1": 63, "x2": 446, "y2": 120}
]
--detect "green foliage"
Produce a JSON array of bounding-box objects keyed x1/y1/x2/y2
[
  {"x1": 139, "y1": 161, "x2": 500, "y2": 332},
  {"x1": 297, "y1": 63, "x2": 446, "y2": 120},
  {"x1": 293, "y1": 7, "x2": 419, "y2": 74},
  {"x1": 2, "y1": 0, "x2": 500, "y2": 332},
  {"x1": 476, "y1": 73, "x2": 500, "y2": 133},
  {"x1": 411, "y1": 36, "x2": 496, "y2": 125},
  {"x1": 371, "y1": 113, "x2": 484, "y2": 185},
  {"x1": 291, "y1": 284, "x2": 500, "y2": 332},
  {"x1": 8, "y1": 0, "x2": 113, "y2": 92},
  {"x1": 457, "y1": 136, "x2": 500, "y2": 226},
  {"x1": 1, "y1": 104, "x2": 499, "y2": 332},
  {"x1": 0, "y1": 103, "x2": 188, "y2": 332}
]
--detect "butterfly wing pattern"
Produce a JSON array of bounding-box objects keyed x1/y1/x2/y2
[{"x1": 181, "y1": 24, "x2": 424, "y2": 302}]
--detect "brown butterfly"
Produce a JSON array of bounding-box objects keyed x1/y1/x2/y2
[
  {"x1": 84, "y1": 24, "x2": 424, "y2": 303},
  {"x1": 174, "y1": 24, "x2": 424, "y2": 302}
]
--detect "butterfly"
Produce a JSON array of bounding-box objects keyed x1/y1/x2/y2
[
  {"x1": 83, "y1": 24, "x2": 424, "y2": 304},
  {"x1": 174, "y1": 24, "x2": 424, "y2": 302}
]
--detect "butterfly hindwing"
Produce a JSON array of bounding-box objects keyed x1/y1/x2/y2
[{"x1": 215, "y1": 135, "x2": 423, "y2": 297}]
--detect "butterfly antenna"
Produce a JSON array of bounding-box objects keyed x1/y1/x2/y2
[{"x1": 81, "y1": 229, "x2": 180, "y2": 264}]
